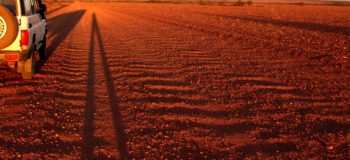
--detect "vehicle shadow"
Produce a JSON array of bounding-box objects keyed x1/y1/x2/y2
[
  {"x1": 46, "y1": 5, "x2": 69, "y2": 15},
  {"x1": 36, "y1": 10, "x2": 86, "y2": 73},
  {"x1": 82, "y1": 13, "x2": 128, "y2": 160}
]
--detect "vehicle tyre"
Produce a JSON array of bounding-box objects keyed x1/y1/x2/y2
[
  {"x1": 39, "y1": 35, "x2": 47, "y2": 59},
  {"x1": 17, "y1": 49, "x2": 35, "y2": 80},
  {"x1": 0, "y1": 5, "x2": 18, "y2": 49}
]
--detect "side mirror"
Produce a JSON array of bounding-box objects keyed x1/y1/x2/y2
[{"x1": 41, "y1": 4, "x2": 47, "y2": 13}]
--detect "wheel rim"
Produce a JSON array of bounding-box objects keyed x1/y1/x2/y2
[{"x1": 0, "y1": 16, "x2": 7, "y2": 39}]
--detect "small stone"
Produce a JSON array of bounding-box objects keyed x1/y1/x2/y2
[{"x1": 327, "y1": 145, "x2": 334, "y2": 150}]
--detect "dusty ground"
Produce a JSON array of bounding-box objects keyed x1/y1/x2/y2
[{"x1": 0, "y1": 2, "x2": 349, "y2": 159}]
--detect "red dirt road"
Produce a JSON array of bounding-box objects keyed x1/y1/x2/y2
[{"x1": 0, "y1": 2, "x2": 349, "y2": 159}]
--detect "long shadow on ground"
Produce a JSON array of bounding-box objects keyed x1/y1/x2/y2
[{"x1": 82, "y1": 13, "x2": 128, "y2": 160}]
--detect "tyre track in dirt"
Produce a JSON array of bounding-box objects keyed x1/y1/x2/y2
[
  {"x1": 94, "y1": 3, "x2": 334, "y2": 159},
  {"x1": 109, "y1": 4, "x2": 348, "y2": 111},
  {"x1": 108, "y1": 3, "x2": 350, "y2": 92},
  {"x1": 78, "y1": 3, "x2": 348, "y2": 159}
]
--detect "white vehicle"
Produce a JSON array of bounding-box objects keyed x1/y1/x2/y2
[{"x1": 0, "y1": 0, "x2": 47, "y2": 79}]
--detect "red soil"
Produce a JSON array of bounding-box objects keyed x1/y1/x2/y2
[{"x1": 0, "y1": 2, "x2": 349, "y2": 159}]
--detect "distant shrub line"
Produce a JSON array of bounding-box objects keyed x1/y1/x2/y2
[
  {"x1": 330, "y1": 1, "x2": 350, "y2": 6},
  {"x1": 199, "y1": 0, "x2": 253, "y2": 6},
  {"x1": 42, "y1": 0, "x2": 350, "y2": 7}
]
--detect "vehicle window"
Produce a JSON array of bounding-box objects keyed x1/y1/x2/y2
[{"x1": 0, "y1": 0, "x2": 17, "y2": 15}]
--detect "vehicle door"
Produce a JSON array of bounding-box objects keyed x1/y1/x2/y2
[
  {"x1": 24, "y1": 0, "x2": 44, "y2": 48},
  {"x1": 32, "y1": 0, "x2": 45, "y2": 47}
]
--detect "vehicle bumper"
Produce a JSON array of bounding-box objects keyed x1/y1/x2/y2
[{"x1": 0, "y1": 51, "x2": 27, "y2": 62}]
